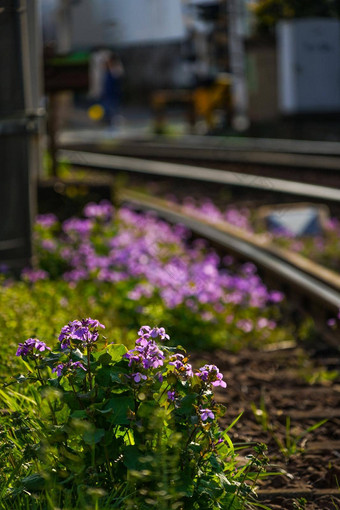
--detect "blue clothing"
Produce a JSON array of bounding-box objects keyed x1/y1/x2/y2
[{"x1": 101, "y1": 70, "x2": 122, "y2": 123}]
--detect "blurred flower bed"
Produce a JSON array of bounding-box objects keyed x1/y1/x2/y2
[{"x1": 0, "y1": 200, "x2": 292, "y2": 376}]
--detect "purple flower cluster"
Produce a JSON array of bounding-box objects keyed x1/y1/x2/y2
[
  {"x1": 52, "y1": 360, "x2": 86, "y2": 377},
  {"x1": 182, "y1": 197, "x2": 253, "y2": 232},
  {"x1": 58, "y1": 318, "x2": 105, "y2": 350},
  {"x1": 124, "y1": 332, "x2": 165, "y2": 370},
  {"x1": 195, "y1": 364, "x2": 227, "y2": 388},
  {"x1": 36, "y1": 213, "x2": 58, "y2": 228},
  {"x1": 28, "y1": 202, "x2": 284, "y2": 333},
  {"x1": 138, "y1": 325, "x2": 170, "y2": 341},
  {"x1": 21, "y1": 268, "x2": 49, "y2": 283},
  {"x1": 63, "y1": 218, "x2": 94, "y2": 237},
  {"x1": 169, "y1": 353, "x2": 194, "y2": 378},
  {"x1": 16, "y1": 338, "x2": 51, "y2": 357}
]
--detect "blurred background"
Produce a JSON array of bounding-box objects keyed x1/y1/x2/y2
[
  {"x1": 1, "y1": 0, "x2": 340, "y2": 269},
  {"x1": 39, "y1": 0, "x2": 340, "y2": 139}
]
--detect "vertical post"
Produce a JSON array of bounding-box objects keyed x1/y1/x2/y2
[
  {"x1": 227, "y1": 0, "x2": 249, "y2": 131},
  {"x1": 0, "y1": 0, "x2": 44, "y2": 272},
  {"x1": 56, "y1": 0, "x2": 72, "y2": 54}
]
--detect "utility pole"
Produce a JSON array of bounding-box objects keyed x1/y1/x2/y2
[
  {"x1": 0, "y1": 0, "x2": 44, "y2": 272},
  {"x1": 227, "y1": 0, "x2": 249, "y2": 131}
]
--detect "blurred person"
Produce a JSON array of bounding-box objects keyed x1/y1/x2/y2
[
  {"x1": 88, "y1": 47, "x2": 111, "y2": 102},
  {"x1": 101, "y1": 52, "x2": 124, "y2": 127}
]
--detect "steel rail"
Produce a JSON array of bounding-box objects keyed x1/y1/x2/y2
[
  {"x1": 59, "y1": 129, "x2": 340, "y2": 157},
  {"x1": 59, "y1": 149, "x2": 340, "y2": 203},
  {"x1": 77, "y1": 139, "x2": 340, "y2": 171}
]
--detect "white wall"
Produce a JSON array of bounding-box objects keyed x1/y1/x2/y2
[
  {"x1": 277, "y1": 18, "x2": 340, "y2": 114},
  {"x1": 98, "y1": 0, "x2": 185, "y2": 46}
]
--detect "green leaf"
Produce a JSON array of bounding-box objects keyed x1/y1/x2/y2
[
  {"x1": 107, "y1": 343, "x2": 128, "y2": 362},
  {"x1": 95, "y1": 365, "x2": 128, "y2": 386},
  {"x1": 188, "y1": 442, "x2": 201, "y2": 453},
  {"x1": 123, "y1": 445, "x2": 142, "y2": 470},
  {"x1": 83, "y1": 427, "x2": 105, "y2": 445},
  {"x1": 95, "y1": 352, "x2": 111, "y2": 365},
  {"x1": 20, "y1": 473, "x2": 46, "y2": 491},
  {"x1": 137, "y1": 400, "x2": 159, "y2": 419},
  {"x1": 178, "y1": 394, "x2": 198, "y2": 416},
  {"x1": 104, "y1": 396, "x2": 134, "y2": 425},
  {"x1": 63, "y1": 391, "x2": 79, "y2": 411},
  {"x1": 71, "y1": 409, "x2": 87, "y2": 419}
]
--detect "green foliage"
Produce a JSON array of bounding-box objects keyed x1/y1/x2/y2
[
  {"x1": 251, "y1": 397, "x2": 327, "y2": 459},
  {"x1": 252, "y1": 0, "x2": 340, "y2": 35},
  {"x1": 0, "y1": 322, "x2": 268, "y2": 509}
]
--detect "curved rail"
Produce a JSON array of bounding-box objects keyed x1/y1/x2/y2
[{"x1": 120, "y1": 189, "x2": 340, "y2": 347}]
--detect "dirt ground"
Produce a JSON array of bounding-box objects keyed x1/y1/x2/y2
[{"x1": 192, "y1": 344, "x2": 340, "y2": 509}]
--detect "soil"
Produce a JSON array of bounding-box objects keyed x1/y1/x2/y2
[{"x1": 191, "y1": 344, "x2": 340, "y2": 510}]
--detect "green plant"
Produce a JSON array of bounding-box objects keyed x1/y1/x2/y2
[
  {"x1": 292, "y1": 497, "x2": 307, "y2": 510},
  {"x1": 0, "y1": 320, "x2": 269, "y2": 509},
  {"x1": 251, "y1": 398, "x2": 327, "y2": 459}
]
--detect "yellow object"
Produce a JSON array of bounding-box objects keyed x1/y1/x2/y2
[
  {"x1": 88, "y1": 104, "x2": 105, "y2": 121},
  {"x1": 193, "y1": 75, "x2": 232, "y2": 129}
]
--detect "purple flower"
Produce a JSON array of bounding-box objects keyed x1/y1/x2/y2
[
  {"x1": 150, "y1": 327, "x2": 170, "y2": 341},
  {"x1": 131, "y1": 372, "x2": 147, "y2": 383},
  {"x1": 169, "y1": 354, "x2": 193, "y2": 377},
  {"x1": 236, "y1": 319, "x2": 253, "y2": 333},
  {"x1": 63, "y1": 218, "x2": 94, "y2": 236},
  {"x1": 83, "y1": 200, "x2": 114, "y2": 221},
  {"x1": 196, "y1": 364, "x2": 227, "y2": 388},
  {"x1": 36, "y1": 213, "x2": 58, "y2": 228},
  {"x1": 169, "y1": 353, "x2": 185, "y2": 370},
  {"x1": 200, "y1": 408, "x2": 215, "y2": 421},
  {"x1": 155, "y1": 371, "x2": 163, "y2": 382},
  {"x1": 21, "y1": 268, "x2": 48, "y2": 283},
  {"x1": 137, "y1": 325, "x2": 152, "y2": 337},
  {"x1": 167, "y1": 390, "x2": 176, "y2": 401},
  {"x1": 52, "y1": 360, "x2": 87, "y2": 377},
  {"x1": 16, "y1": 338, "x2": 51, "y2": 357},
  {"x1": 41, "y1": 239, "x2": 57, "y2": 252},
  {"x1": 0, "y1": 263, "x2": 9, "y2": 274},
  {"x1": 269, "y1": 290, "x2": 284, "y2": 303},
  {"x1": 137, "y1": 325, "x2": 170, "y2": 342},
  {"x1": 327, "y1": 318, "x2": 336, "y2": 328},
  {"x1": 58, "y1": 318, "x2": 105, "y2": 350},
  {"x1": 124, "y1": 337, "x2": 165, "y2": 370}
]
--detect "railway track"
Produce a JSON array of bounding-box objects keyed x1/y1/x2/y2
[
  {"x1": 58, "y1": 149, "x2": 340, "y2": 206},
  {"x1": 59, "y1": 135, "x2": 340, "y2": 188},
  {"x1": 55, "y1": 147, "x2": 340, "y2": 344}
]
